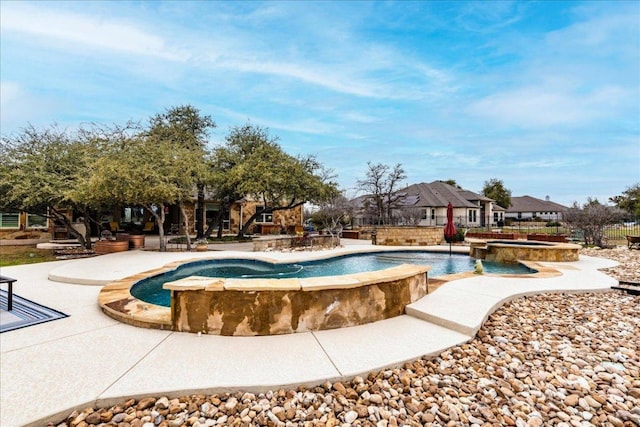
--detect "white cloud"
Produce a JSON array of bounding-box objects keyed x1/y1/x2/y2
[
  {"x1": 466, "y1": 82, "x2": 634, "y2": 129},
  {"x1": 0, "y1": 81, "x2": 58, "y2": 131},
  {"x1": 0, "y1": 3, "x2": 187, "y2": 61}
]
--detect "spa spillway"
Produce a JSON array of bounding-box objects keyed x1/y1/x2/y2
[{"x1": 468, "y1": 239, "x2": 580, "y2": 263}]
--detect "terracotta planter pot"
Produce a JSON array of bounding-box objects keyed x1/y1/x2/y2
[
  {"x1": 129, "y1": 235, "x2": 145, "y2": 249},
  {"x1": 195, "y1": 244, "x2": 208, "y2": 252},
  {"x1": 94, "y1": 240, "x2": 129, "y2": 254},
  {"x1": 115, "y1": 233, "x2": 130, "y2": 242}
]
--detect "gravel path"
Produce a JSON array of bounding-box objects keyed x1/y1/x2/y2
[{"x1": 51, "y1": 249, "x2": 640, "y2": 427}]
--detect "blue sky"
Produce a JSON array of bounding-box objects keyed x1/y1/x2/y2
[{"x1": 1, "y1": 1, "x2": 638, "y2": 206}]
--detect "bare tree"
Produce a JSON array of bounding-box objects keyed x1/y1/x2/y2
[
  {"x1": 564, "y1": 198, "x2": 624, "y2": 247},
  {"x1": 395, "y1": 207, "x2": 423, "y2": 226},
  {"x1": 385, "y1": 164, "x2": 407, "y2": 223},
  {"x1": 312, "y1": 192, "x2": 349, "y2": 247},
  {"x1": 356, "y1": 162, "x2": 406, "y2": 225}
]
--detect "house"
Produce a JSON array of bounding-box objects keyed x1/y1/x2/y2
[
  {"x1": 0, "y1": 197, "x2": 303, "y2": 240},
  {"x1": 352, "y1": 180, "x2": 502, "y2": 228},
  {"x1": 504, "y1": 195, "x2": 567, "y2": 221},
  {"x1": 104, "y1": 196, "x2": 303, "y2": 237},
  {"x1": 0, "y1": 211, "x2": 48, "y2": 237},
  {"x1": 187, "y1": 196, "x2": 303, "y2": 236}
]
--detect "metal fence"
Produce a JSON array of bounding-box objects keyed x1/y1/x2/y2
[{"x1": 469, "y1": 222, "x2": 640, "y2": 245}]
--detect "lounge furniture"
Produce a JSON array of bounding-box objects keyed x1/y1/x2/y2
[
  {"x1": 142, "y1": 221, "x2": 155, "y2": 233},
  {"x1": 109, "y1": 221, "x2": 124, "y2": 233},
  {"x1": 626, "y1": 235, "x2": 640, "y2": 250},
  {"x1": 0, "y1": 275, "x2": 17, "y2": 311}
]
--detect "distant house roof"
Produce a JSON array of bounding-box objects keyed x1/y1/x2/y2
[
  {"x1": 506, "y1": 195, "x2": 567, "y2": 213},
  {"x1": 395, "y1": 181, "x2": 491, "y2": 209}
]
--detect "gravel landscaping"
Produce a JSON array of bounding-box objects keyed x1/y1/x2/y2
[{"x1": 51, "y1": 248, "x2": 639, "y2": 427}]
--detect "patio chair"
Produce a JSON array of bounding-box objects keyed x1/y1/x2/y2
[
  {"x1": 109, "y1": 221, "x2": 124, "y2": 233},
  {"x1": 626, "y1": 235, "x2": 640, "y2": 250}
]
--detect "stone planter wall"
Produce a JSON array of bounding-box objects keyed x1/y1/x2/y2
[
  {"x1": 374, "y1": 226, "x2": 443, "y2": 246},
  {"x1": 252, "y1": 234, "x2": 339, "y2": 251}
]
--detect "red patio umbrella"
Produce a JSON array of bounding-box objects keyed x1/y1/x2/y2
[{"x1": 444, "y1": 202, "x2": 456, "y2": 255}]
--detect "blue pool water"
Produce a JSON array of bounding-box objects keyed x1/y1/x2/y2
[{"x1": 131, "y1": 251, "x2": 535, "y2": 307}]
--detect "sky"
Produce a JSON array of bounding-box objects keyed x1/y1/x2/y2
[{"x1": 1, "y1": 0, "x2": 639, "y2": 207}]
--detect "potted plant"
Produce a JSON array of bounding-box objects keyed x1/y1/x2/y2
[{"x1": 195, "y1": 238, "x2": 209, "y2": 252}]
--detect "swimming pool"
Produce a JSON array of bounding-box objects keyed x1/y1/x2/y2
[{"x1": 131, "y1": 251, "x2": 535, "y2": 307}]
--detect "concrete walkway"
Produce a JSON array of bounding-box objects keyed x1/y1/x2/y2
[{"x1": 0, "y1": 239, "x2": 618, "y2": 427}]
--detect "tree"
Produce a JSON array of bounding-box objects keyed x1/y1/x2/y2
[
  {"x1": 564, "y1": 198, "x2": 624, "y2": 247},
  {"x1": 395, "y1": 207, "x2": 424, "y2": 226},
  {"x1": 482, "y1": 178, "x2": 512, "y2": 209},
  {"x1": 609, "y1": 183, "x2": 640, "y2": 219},
  {"x1": 311, "y1": 190, "x2": 349, "y2": 247},
  {"x1": 356, "y1": 162, "x2": 406, "y2": 225},
  {"x1": 78, "y1": 107, "x2": 213, "y2": 252},
  {"x1": 214, "y1": 124, "x2": 337, "y2": 236},
  {"x1": 443, "y1": 179, "x2": 462, "y2": 189},
  {"x1": 77, "y1": 126, "x2": 187, "y2": 252},
  {"x1": 147, "y1": 105, "x2": 216, "y2": 240},
  {"x1": 0, "y1": 124, "x2": 101, "y2": 248}
]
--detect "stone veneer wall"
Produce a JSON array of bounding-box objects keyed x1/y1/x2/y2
[
  {"x1": 252, "y1": 235, "x2": 339, "y2": 251},
  {"x1": 374, "y1": 226, "x2": 444, "y2": 246},
  {"x1": 469, "y1": 240, "x2": 580, "y2": 263},
  {"x1": 168, "y1": 265, "x2": 428, "y2": 336}
]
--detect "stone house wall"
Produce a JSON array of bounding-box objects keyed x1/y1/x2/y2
[{"x1": 374, "y1": 226, "x2": 444, "y2": 246}]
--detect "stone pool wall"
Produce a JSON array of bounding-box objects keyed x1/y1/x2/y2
[
  {"x1": 469, "y1": 239, "x2": 580, "y2": 263},
  {"x1": 165, "y1": 264, "x2": 430, "y2": 336}
]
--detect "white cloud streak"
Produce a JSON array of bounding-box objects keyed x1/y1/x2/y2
[{"x1": 1, "y1": 3, "x2": 187, "y2": 61}]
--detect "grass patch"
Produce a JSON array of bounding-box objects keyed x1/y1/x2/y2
[{"x1": 0, "y1": 245, "x2": 58, "y2": 267}]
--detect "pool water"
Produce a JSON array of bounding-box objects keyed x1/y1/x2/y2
[{"x1": 131, "y1": 252, "x2": 535, "y2": 307}]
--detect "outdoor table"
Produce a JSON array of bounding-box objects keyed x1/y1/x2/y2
[{"x1": 0, "y1": 275, "x2": 17, "y2": 311}]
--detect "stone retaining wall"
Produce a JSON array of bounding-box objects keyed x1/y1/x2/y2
[
  {"x1": 252, "y1": 234, "x2": 339, "y2": 251},
  {"x1": 374, "y1": 226, "x2": 443, "y2": 246}
]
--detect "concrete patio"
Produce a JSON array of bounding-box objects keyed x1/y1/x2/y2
[{"x1": 0, "y1": 239, "x2": 618, "y2": 427}]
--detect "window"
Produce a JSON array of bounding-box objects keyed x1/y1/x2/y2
[
  {"x1": 205, "y1": 203, "x2": 230, "y2": 230},
  {"x1": 27, "y1": 214, "x2": 47, "y2": 228},
  {"x1": 255, "y1": 206, "x2": 273, "y2": 223},
  {"x1": 431, "y1": 209, "x2": 435, "y2": 220},
  {"x1": 421, "y1": 209, "x2": 427, "y2": 220},
  {"x1": 0, "y1": 212, "x2": 20, "y2": 228},
  {"x1": 468, "y1": 210, "x2": 476, "y2": 223}
]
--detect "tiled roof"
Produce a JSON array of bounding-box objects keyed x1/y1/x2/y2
[
  {"x1": 396, "y1": 181, "x2": 487, "y2": 208},
  {"x1": 506, "y1": 196, "x2": 568, "y2": 213}
]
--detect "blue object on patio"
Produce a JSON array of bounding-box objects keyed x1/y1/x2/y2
[{"x1": 0, "y1": 290, "x2": 68, "y2": 333}]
